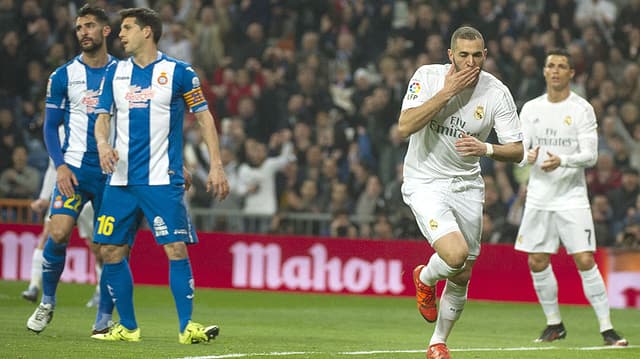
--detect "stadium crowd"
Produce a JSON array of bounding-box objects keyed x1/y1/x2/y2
[{"x1": 1, "y1": 0, "x2": 639, "y2": 248}]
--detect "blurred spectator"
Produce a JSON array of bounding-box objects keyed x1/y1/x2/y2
[
  {"x1": 354, "y1": 175, "x2": 385, "y2": 228},
  {"x1": 323, "y1": 182, "x2": 352, "y2": 215},
  {"x1": 0, "y1": 108, "x2": 24, "y2": 171},
  {"x1": 514, "y1": 55, "x2": 545, "y2": 110},
  {"x1": 371, "y1": 213, "x2": 394, "y2": 240},
  {"x1": 586, "y1": 151, "x2": 622, "y2": 197},
  {"x1": 237, "y1": 131, "x2": 295, "y2": 232},
  {"x1": 607, "y1": 167, "x2": 640, "y2": 232},
  {"x1": 193, "y1": 4, "x2": 230, "y2": 77},
  {"x1": 0, "y1": 145, "x2": 40, "y2": 198},
  {"x1": 327, "y1": 208, "x2": 358, "y2": 238},
  {"x1": 231, "y1": 22, "x2": 267, "y2": 68},
  {"x1": 377, "y1": 124, "x2": 407, "y2": 186},
  {"x1": 161, "y1": 21, "x2": 193, "y2": 63},
  {"x1": 592, "y1": 193, "x2": 615, "y2": 247},
  {"x1": 0, "y1": 31, "x2": 27, "y2": 105}
]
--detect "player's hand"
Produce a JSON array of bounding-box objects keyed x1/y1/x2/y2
[
  {"x1": 442, "y1": 64, "x2": 480, "y2": 98},
  {"x1": 30, "y1": 198, "x2": 50, "y2": 213},
  {"x1": 527, "y1": 146, "x2": 540, "y2": 164},
  {"x1": 98, "y1": 142, "x2": 119, "y2": 174},
  {"x1": 207, "y1": 164, "x2": 229, "y2": 201},
  {"x1": 56, "y1": 164, "x2": 78, "y2": 197},
  {"x1": 183, "y1": 166, "x2": 192, "y2": 191},
  {"x1": 455, "y1": 133, "x2": 485, "y2": 157},
  {"x1": 541, "y1": 151, "x2": 561, "y2": 172}
]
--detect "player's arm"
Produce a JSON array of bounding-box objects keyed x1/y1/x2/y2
[
  {"x1": 470, "y1": 88, "x2": 525, "y2": 163},
  {"x1": 543, "y1": 111, "x2": 598, "y2": 171},
  {"x1": 94, "y1": 63, "x2": 118, "y2": 174},
  {"x1": 398, "y1": 65, "x2": 479, "y2": 138},
  {"x1": 44, "y1": 72, "x2": 78, "y2": 197},
  {"x1": 194, "y1": 110, "x2": 229, "y2": 201},
  {"x1": 95, "y1": 113, "x2": 118, "y2": 174},
  {"x1": 455, "y1": 133, "x2": 524, "y2": 162}
]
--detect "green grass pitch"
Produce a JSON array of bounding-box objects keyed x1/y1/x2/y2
[{"x1": 1, "y1": 280, "x2": 638, "y2": 358}]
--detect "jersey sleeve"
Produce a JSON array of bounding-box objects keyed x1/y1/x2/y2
[
  {"x1": 180, "y1": 65, "x2": 208, "y2": 113},
  {"x1": 558, "y1": 104, "x2": 598, "y2": 168},
  {"x1": 492, "y1": 89, "x2": 523, "y2": 144},
  {"x1": 95, "y1": 63, "x2": 116, "y2": 114},
  {"x1": 400, "y1": 67, "x2": 432, "y2": 112},
  {"x1": 45, "y1": 69, "x2": 68, "y2": 110},
  {"x1": 519, "y1": 101, "x2": 534, "y2": 150}
]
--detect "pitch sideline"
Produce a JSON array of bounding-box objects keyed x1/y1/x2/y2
[{"x1": 176, "y1": 345, "x2": 638, "y2": 359}]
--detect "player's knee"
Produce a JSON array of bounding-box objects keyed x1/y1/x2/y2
[
  {"x1": 48, "y1": 226, "x2": 72, "y2": 244},
  {"x1": 100, "y1": 245, "x2": 126, "y2": 264},
  {"x1": 527, "y1": 254, "x2": 550, "y2": 272},
  {"x1": 573, "y1": 252, "x2": 595, "y2": 271},
  {"x1": 164, "y1": 241, "x2": 188, "y2": 260},
  {"x1": 441, "y1": 250, "x2": 468, "y2": 269}
]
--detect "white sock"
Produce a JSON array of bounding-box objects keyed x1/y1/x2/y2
[
  {"x1": 531, "y1": 265, "x2": 562, "y2": 325},
  {"x1": 579, "y1": 265, "x2": 612, "y2": 332},
  {"x1": 95, "y1": 261, "x2": 103, "y2": 293},
  {"x1": 420, "y1": 254, "x2": 465, "y2": 286},
  {"x1": 429, "y1": 280, "x2": 468, "y2": 346},
  {"x1": 29, "y1": 248, "x2": 43, "y2": 290}
]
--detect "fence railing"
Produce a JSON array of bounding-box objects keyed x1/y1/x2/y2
[
  {"x1": 189, "y1": 207, "x2": 374, "y2": 236},
  {"x1": 0, "y1": 198, "x2": 42, "y2": 224}
]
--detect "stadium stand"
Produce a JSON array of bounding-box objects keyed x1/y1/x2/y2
[{"x1": 1, "y1": 0, "x2": 639, "y2": 245}]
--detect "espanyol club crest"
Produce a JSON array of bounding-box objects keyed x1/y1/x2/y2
[
  {"x1": 157, "y1": 72, "x2": 168, "y2": 85},
  {"x1": 53, "y1": 195, "x2": 63, "y2": 209}
]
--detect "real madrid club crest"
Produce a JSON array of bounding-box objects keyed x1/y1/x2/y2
[
  {"x1": 429, "y1": 219, "x2": 438, "y2": 230},
  {"x1": 157, "y1": 72, "x2": 168, "y2": 85},
  {"x1": 564, "y1": 115, "x2": 572, "y2": 126},
  {"x1": 474, "y1": 106, "x2": 484, "y2": 120}
]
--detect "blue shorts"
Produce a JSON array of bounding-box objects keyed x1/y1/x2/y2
[
  {"x1": 94, "y1": 184, "x2": 196, "y2": 246},
  {"x1": 50, "y1": 165, "x2": 106, "y2": 221}
]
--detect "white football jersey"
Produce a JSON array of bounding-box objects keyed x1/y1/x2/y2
[
  {"x1": 401, "y1": 64, "x2": 522, "y2": 181},
  {"x1": 520, "y1": 92, "x2": 598, "y2": 210}
]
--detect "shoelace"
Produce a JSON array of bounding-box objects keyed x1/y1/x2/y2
[
  {"x1": 34, "y1": 306, "x2": 49, "y2": 321},
  {"x1": 415, "y1": 281, "x2": 434, "y2": 304}
]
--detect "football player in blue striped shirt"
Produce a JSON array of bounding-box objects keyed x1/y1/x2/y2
[
  {"x1": 92, "y1": 7, "x2": 229, "y2": 343},
  {"x1": 26, "y1": 4, "x2": 122, "y2": 336}
]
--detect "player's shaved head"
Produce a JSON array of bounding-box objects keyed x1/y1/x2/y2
[{"x1": 450, "y1": 26, "x2": 484, "y2": 50}]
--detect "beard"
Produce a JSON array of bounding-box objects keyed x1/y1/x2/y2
[{"x1": 80, "y1": 37, "x2": 103, "y2": 54}]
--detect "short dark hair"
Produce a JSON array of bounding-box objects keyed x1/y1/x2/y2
[
  {"x1": 450, "y1": 26, "x2": 484, "y2": 50},
  {"x1": 77, "y1": 4, "x2": 109, "y2": 25},
  {"x1": 119, "y1": 7, "x2": 162, "y2": 44},
  {"x1": 545, "y1": 48, "x2": 574, "y2": 69}
]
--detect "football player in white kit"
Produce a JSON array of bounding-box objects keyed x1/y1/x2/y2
[
  {"x1": 399, "y1": 26, "x2": 524, "y2": 359},
  {"x1": 515, "y1": 48, "x2": 628, "y2": 346}
]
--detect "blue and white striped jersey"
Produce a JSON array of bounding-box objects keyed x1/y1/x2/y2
[
  {"x1": 45, "y1": 55, "x2": 117, "y2": 171},
  {"x1": 96, "y1": 51, "x2": 208, "y2": 186}
]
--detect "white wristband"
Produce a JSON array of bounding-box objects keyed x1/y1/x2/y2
[{"x1": 485, "y1": 143, "x2": 494, "y2": 157}]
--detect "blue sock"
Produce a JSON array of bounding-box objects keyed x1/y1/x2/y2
[
  {"x1": 41, "y1": 238, "x2": 67, "y2": 306},
  {"x1": 170, "y1": 258, "x2": 194, "y2": 332},
  {"x1": 94, "y1": 269, "x2": 114, "y2": 331},
  {"x1": 103, "y1": 259, "x2": 137, "y2": 330}
]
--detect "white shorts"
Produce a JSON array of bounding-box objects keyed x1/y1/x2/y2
[
  {"x1": 402, "y1": 176, "x2": 484, "y2": 260},
  {"x1": 515, "y1": 207, "x2": 596, "y2": 254},
  {"x1": 76, "y1": 202, "x2": 94, "y2": 240}
]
